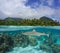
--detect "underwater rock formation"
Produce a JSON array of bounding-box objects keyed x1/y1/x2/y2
[
  {"x1": 0, "y1": 34, "x2": 14, "y2": 53},
  {"x1": 13, "y1": 33, "x2": 38, "y2": 47},
  {"x1": 0, "y1": 32, "x2": 60, "y2": 53},
  {"x1": 13, "y1": 34, "x2": 29, "y2": 48},
  {"x1": 40, "y1": 43, "x2": 53, "y2": 53},
  {"x1": 39, "y1": 34, "x2": 60, "y2": 53},
  {"x1": 28, "y1": 37, "x2": 38, "y2": 46}
]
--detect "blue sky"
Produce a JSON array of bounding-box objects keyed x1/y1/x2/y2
[
  {"x1": 0, "y1": 0, "x2": 60, "y2": 21},
  {"x1": 26, "y1": 0, "x2": 60, "y2": 8}
]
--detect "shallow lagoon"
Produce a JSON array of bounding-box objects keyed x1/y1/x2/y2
[{"x1": 0, "y1": 26, "x2": 60, "y2": 53}]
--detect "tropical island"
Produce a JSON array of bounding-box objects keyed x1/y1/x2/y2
[{"x1": 0, "y1": 16, "x2": 60, "y2": 26}]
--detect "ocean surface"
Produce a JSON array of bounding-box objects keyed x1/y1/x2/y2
[{"x1": 0, "y1": 26, "x2": 60, "y2": 53}]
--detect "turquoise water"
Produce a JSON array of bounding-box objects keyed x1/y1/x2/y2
[{"x1": 0, "y1": 26, "x2": 60, "y2": 53}]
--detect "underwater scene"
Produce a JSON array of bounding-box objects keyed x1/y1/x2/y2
[{"x1": 0, "y1": 26, "x2": 60, "y2": 53}]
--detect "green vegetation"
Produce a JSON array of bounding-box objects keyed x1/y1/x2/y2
[{"x1": 0, "y1": 16, "x2": 60, "y2": 26}]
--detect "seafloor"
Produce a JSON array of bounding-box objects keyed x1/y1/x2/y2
[{"x1": 0, "y1": 26, "x2": 60, "y2": 53}]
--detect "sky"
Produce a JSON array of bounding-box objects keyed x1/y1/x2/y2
[{"x1": 0, "y1": 0, "x2": 60, "y2": 21}]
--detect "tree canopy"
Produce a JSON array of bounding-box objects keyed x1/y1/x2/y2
[{"x1": 0, "y1": 16, "x2": 60, "y2": 26}]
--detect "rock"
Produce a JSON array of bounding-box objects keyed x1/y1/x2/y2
[
  {"x1": 40, "y1": 44, "x2": 53, "y2": 53},
  {"x1": 0, "y1": 33, "x2": 14, "y2": 53},
  {"x1": 29, "y1": 37, "x2": 38, "y2": 46},
  {"x1": 13, "y1": 34, "x2": 29, "y2": 48}
]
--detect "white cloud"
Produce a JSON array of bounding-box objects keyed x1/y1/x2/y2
[
  {"x1": 55, "y1": 8, "x2": 60, "y2": 17},
  {"x1": 0, "y1": 0, "x2": 60, "y2": 21},
  {"x1": 0, "y1": 0, "x2": 38, "y2": 18},
  {"x1": 53, "y1": 8, "x2": 60, "y2": 21}
]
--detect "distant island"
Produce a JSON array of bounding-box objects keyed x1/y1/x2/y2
[{"x1": 0, "y1": 16, "x2": 60, "y2": 26}]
